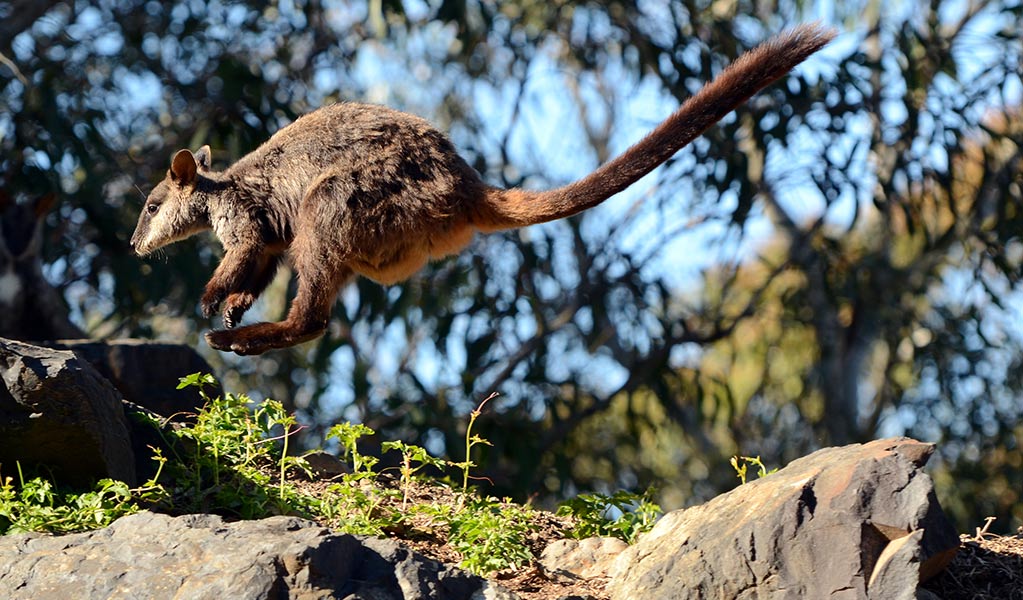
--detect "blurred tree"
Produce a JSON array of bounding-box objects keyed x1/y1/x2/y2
[
  {"x1": 1, "y1": 0, "x2": 1020, "y2": 532},
  {"x1": 0, "y1": 190, "x2": 87, "y2": 340}
]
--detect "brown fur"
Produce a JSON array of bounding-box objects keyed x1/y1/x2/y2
[{"x1": 130, "y1": 24, "x2": 835, "y2": 355}]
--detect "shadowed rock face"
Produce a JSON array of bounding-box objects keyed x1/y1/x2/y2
[
  {"x1": 0, "y1": 338, "x2": 135, "y2": 486},
  {"x1": 0, "y1": 337, "x2": 219, "y2": 485},
  {"x1": 0, "y1": 511, "x2": 517, "y2": 600},
  {"x1": 606, "y1": 438, "x2": 959, "y2": 600},
  {"x1": 46, "y1": 339, "x2": 214, "y2": 418}
]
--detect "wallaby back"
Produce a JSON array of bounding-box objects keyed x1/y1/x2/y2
[{"x1": 475, "y1": 23, "x2": 835, "y2": 231}]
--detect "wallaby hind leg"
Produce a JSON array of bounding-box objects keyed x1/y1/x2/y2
[
  {"x1": 205, "y1": 262, "x2": 352, "y2": 355},
  {"x1": 205, "y1": 177, "x2": 355, "y2": 355}
]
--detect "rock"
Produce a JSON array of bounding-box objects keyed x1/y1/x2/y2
[
  {"x1": 0, "y1": 511, "x2": 518, "y2": 600},
  {"x1": 46, "y1": 339, "x2": 216, "y2": 418},
  {"x1": 541, "y1": 537, "x2": 628, "y2": 579},
  {"x1": 360, "y1": 536, "x2": 517, "y2": 599},
  {"x1": 302, "y1": 450, "x2": 351, "y2": 479},
  {"x1": 0, "y1": 338, "x2": 135, "y2": 486},
  {"x1": 39, "y1": 339, "x2": 219, "y2": 483},
  {"x1": 606, "y1": 438, "x2": 959, "y2": 600}
]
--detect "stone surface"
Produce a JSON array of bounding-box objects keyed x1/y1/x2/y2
[
  {"x1": 0, "y1": 338, "x2": 219, "y2": 484},
  {"x1": 0, "y1": 338, "x2": 135, "y2": 485},
  {"x1": 46, "y1": 339, "x2": 216, "y2": 418},
  {"x1": 541, "y1": 537, "x2": 628, "y2": 579},
  {"x1": 0, "y1": 511, "x2": 517, "y2": 600},
  {"x1": 302, "y1": 450, "x2": 351, "y2": 479},
  {"x1": 606, "y1": 438, "x2": 959, "y2": 600}
]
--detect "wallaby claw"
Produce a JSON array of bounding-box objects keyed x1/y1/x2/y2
[
  {"x1": 221, "y1": 293, "x2": 254, "y2": 330},
  {"x1": 223, "y1": 308, "x2": 239, "y2": 329},
  {"x1": 200, "y1": 296, "x2": 223, "y2": 319}
]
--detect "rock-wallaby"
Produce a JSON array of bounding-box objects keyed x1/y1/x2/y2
[{"x1": 130, "y1": 24, "x2": 835, "y2": 355}]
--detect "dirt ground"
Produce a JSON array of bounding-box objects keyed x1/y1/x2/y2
[{"x1": 923, "y1": 527, "x2": 1023, "y2": 600}]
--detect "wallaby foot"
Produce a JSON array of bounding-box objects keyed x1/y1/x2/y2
[{"x1": 206, "y1": 319, "x2": 326, "y2": 355}]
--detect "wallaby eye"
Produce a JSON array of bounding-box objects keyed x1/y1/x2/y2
[{"x1": 146, "y1": 203, "x2": 159, "y2": 215}]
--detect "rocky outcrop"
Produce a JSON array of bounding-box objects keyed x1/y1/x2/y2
[
  {"x1": 0, "y1": 338, "x2": 135, "y2": 486},
  {"x1": 0, "y1": 340, "x2": 961, "y2": 599},
  {"x1": 0, "y1": 337, "x2": 218, "y2": 485},
  {"x1": 0, "y1": 511, "x2": 516, "y2": 600},
  {"x1": 541, "y1": 536, "x2": 627, "y2": 580},
  {"x1": 0, "y1": 437, "x2": 958, "y2": 599},
  {"x1": 46, "y1": 339, "x2": 214, "y2": 418},
  {"x1": 605, "y1": 438, "x2": 959, "y2": 600}
]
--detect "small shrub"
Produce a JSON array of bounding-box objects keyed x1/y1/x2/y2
[
  {"x1": 166, "y1": 375, "x2": 315, "y2": 518},
  {"x1": 444, "y1": 496, "x2": 535, "y2": 575},
  {"x1": 558, "y1": 489, "x2": 662, "y2": 544},
  {"x1": 0, "y1": 460, "x2": 166, "y2": 535},
  {"x1": 730, "y1": 455, "x2": 776, "y2": 485},
  {"x1": 381, "y1": 440, "x2": 447, "y2": 509}
]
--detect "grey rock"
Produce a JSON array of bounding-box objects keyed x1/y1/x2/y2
[
  {"x1": 0, "y1": 511, "x2": 518, "y2": 600},
  {"x1": 46, "y1": 338, "x2": 216, "y2": 418},
  {"x1": 303, "y1": 450, "x2": 351, "y2": 479},
  {"x1": 869, "y1": 529, "x2": 924, "y2": 600},
  {"x1": 541, "y1": 537, "x2": 628, "y2": 579},
  {"x1": 606, "y1": 437, "x2": 959, "y2": 600},
  {"x1": 0, "y1": 338, "x2": 135, "y2": 485},
  {"x1": 0, "y1": 337, "x2": 221, "y2": 484}
]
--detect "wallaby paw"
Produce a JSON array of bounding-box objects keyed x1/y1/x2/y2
[
  {"x1": 222, "y1": 304, "x2": 245, "y2": 329},
  {"x1": 200, "y1": 291, "x2": 225, "y2": 319}
]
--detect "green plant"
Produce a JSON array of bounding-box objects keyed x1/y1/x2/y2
[
  {"x1": 326, "y1": 422, "x2": 378, "y2": 477},
  {"x1": 168, "y1": 373, "x2": 315, "y2": 518},
  {"x1": 444, "y1": 496, "x2": 535, "y2": 575},
  {"x1": 254, "y1": 399, "x2": 309, "y2": 499},
  {"x1": 316, "y1": 422, "x2": 402, "y2": 534},
  {"x1": 730, "y1": 455, "x2": 776, "y2": 485},
  {"x1": 0, "y1": 459, "x2": 167, "y2": 535},
  {"x1": 557, "y1": 489, "x2": 662, "y2": 544},
  {"x1": 317, "y1": 480, "x2": 401, "y2": 536},
  {"x1": 450, "y1": 393, "x2": 497, "y2": 497},
  {"x1": 381, "y1": 440, "x2": 447, "y2": 510}
]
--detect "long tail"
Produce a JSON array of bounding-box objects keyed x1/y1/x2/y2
[{"x1": 475, "y1": 23, "x2": 836, "y2": 231}]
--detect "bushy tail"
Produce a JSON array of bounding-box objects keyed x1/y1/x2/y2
[{"x1": 475, "y1": 23, "x2": 836, "y2": 231}]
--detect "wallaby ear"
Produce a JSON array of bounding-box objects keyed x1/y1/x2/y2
[
  {"x1": 195, "y1": 145, "x2": 212, "y2": 170},
  {"x1": 170, "y1": 149, "x2": 198, "y2": 185}
]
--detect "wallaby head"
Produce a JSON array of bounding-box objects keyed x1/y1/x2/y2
[{"x1": 130, "y1": 145, "x2": 213, "y2": 256}]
